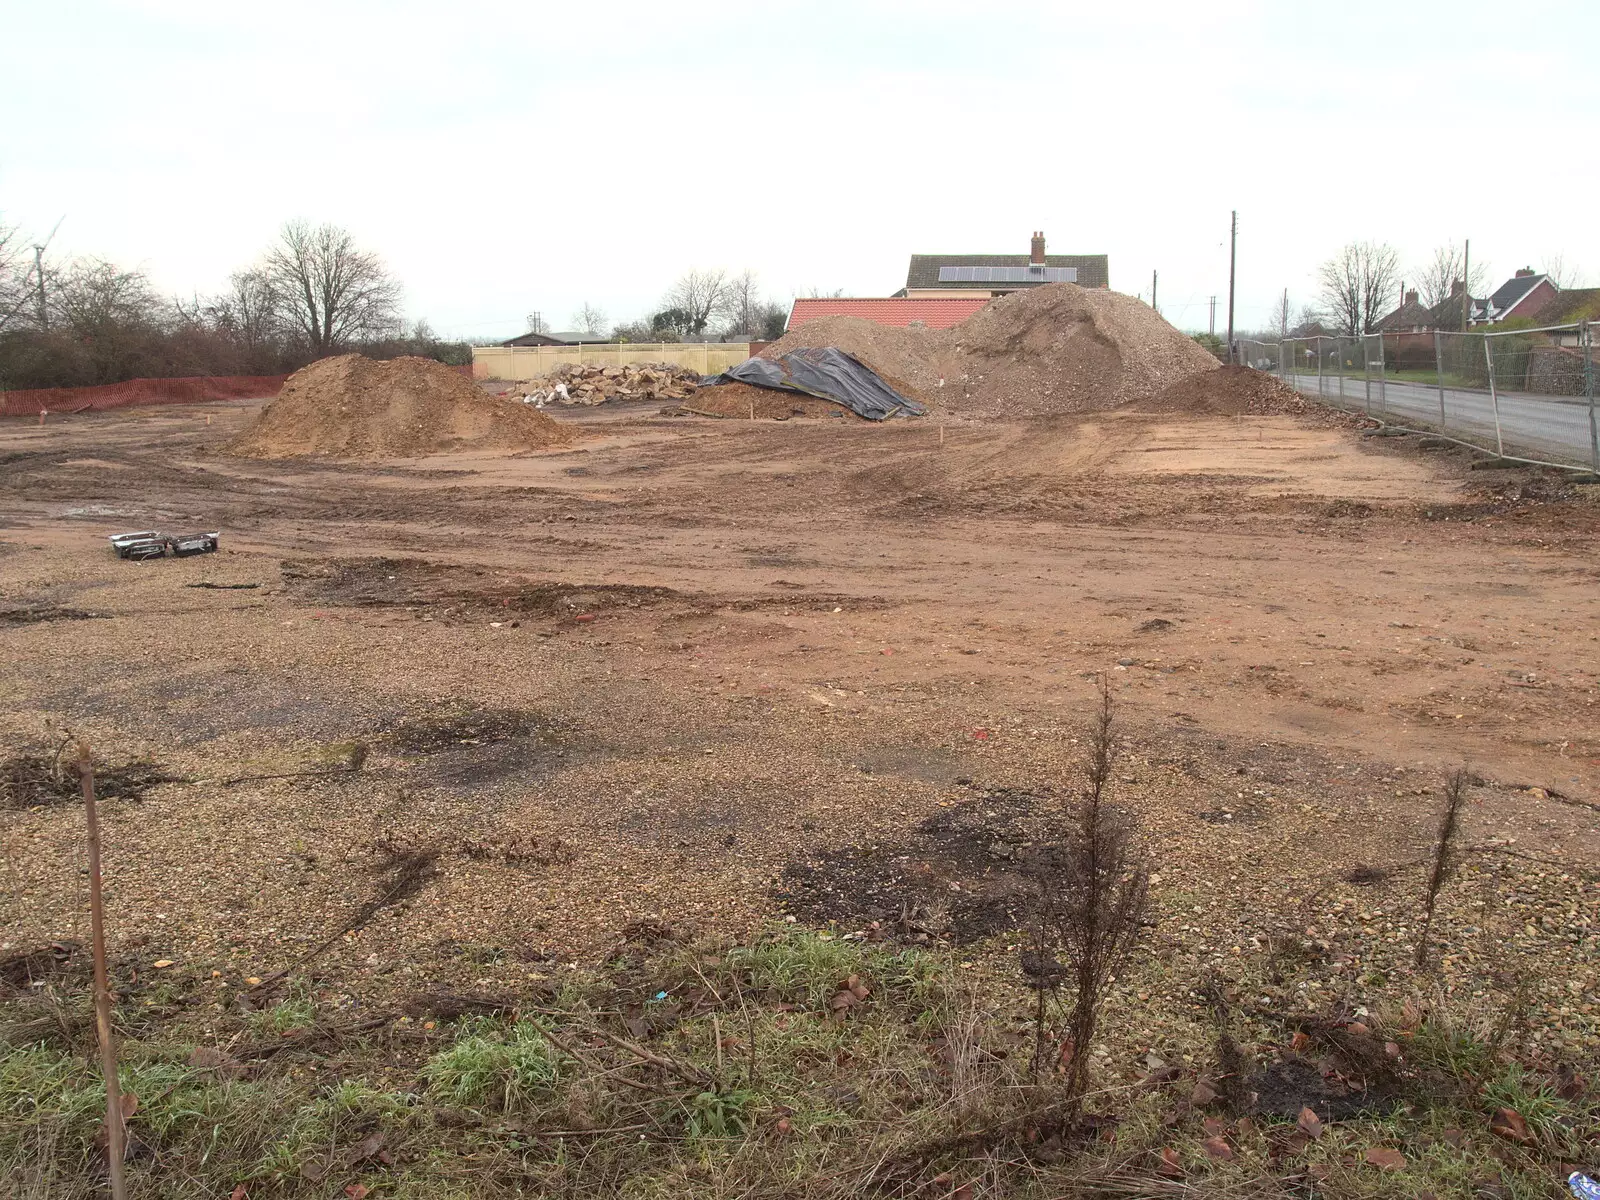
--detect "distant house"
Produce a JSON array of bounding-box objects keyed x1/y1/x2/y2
[
  {"x1": 1532, "y1": 287, "x2": 1600, "y2": 347},
  {"x1": 1480, "y1": 269, "x2": 1558, "y2": 325},
  {"x1": 1376, "y1": 290, "x2": 1436, "y2": 334},
  {"x1": 1427, "y1": 280, "x2": 1479, "y2": 330},
  {"x1": 893, "y1": 231, "x2": 1109, "y2": 299},
  {"x1": 786, "y1": 297, "x2": 989, "y2": 332},
  {"x1": 501, "y1": 330, "x2": 612, "y2": 347},
  {"x1": 1288, "y1": 317, "x2": 1335, "y2": 339}
]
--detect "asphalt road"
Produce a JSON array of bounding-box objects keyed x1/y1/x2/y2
[{"x1": 1283, "y1": 371, "x2": 1599, "y2": 468}]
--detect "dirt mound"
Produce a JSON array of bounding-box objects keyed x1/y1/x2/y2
[
  {"x1": 763, "y1": 284, "x2": 1218, "y2": 418},
  {"x1": 761, "y1": 318, "x2": 949, "y2": 398},
  {"x1": 1139, "y1": 365, "x2": 1325, "y2": 416},
  {"x1": 228, "y1": 355, "x2": 576, "y2": 459},
  {"x1": 669, "y1": 382, "x2": 846, "y2": 421}
]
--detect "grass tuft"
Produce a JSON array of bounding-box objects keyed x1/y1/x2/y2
[{"x1": 422, "y1": 1019, "x2": 562, "y2": 1110}]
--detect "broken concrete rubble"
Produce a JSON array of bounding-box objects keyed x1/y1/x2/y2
[{"x1": 509, "y1": 363, "x2": 702, "y2": 407}]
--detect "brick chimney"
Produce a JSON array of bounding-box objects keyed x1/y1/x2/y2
[
  {"x1": 1030, "y1": 231, "x2": 1046, "y2": 264},
  {"x1": 1450, "y1": 279, "x2": 1464, "y2": 296},
  {"x1": 1515, "y1": 267, "x2": 1534, "y2": 278},
  {"x1": 1405, "y1": 289, "x2": 1418, "y2": 305}
]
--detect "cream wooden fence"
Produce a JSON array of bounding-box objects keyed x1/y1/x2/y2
[{"x1": 472, "y1": 343, "x2": 750, "y2": 381}]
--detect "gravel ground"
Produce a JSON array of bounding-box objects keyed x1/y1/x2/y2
[{"x1": 1, "y1": 398, "x2": 1596, "y2": 1062}]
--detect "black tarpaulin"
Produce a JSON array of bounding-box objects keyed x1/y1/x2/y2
[{"x1": 702, "y1": 347, "x2": 926, "y2": 421}]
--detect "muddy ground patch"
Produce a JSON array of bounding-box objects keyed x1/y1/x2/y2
[{"x1": 775, "y1": 785, "x2": 1065, "y2": 943}]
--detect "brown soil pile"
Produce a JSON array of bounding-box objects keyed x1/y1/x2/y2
[
  {"x1": 763, "y1": 284, "x2": 1218, "y2": 418},
  {"x1": 672, "y1": 382, "x2": 846, "y2": 421},
  {"x1": 228, "y1": 356, "x2": 576, "y2": 459},
  {"x1": 1138, "y1": 364, "x2": 1329, "y2": 417}
]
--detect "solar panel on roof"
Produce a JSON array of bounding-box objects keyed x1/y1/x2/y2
[{"x1": 935, "y1": 264, "x2": 1079, "y2": 284}]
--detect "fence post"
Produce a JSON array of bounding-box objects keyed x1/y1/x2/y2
[
  {"x1": 1338, "y1": 338, "x2": 1345, "y2": 402},
  {"x1": 1584, "y1": 320, "x2": 1598, "y2": 473},
  {"x1": 1363, "y1": 336, "x2": 1371, "y2": 414},
  {"x1": 1378, "y1": 333, "x2": 1388, "y2": 413},
  {"x1": 1484, "y1": 335, "x2": 1505, "y2": 458},
  {"x1": 1435, "y1": 331, "x2": 1447, "y2": 432}
]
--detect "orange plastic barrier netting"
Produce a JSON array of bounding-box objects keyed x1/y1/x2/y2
[{"x1": 0, "y1": 375, "x2": 287, "y2": 419}]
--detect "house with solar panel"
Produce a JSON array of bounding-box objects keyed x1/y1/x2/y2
[{"x1": 892, "y1": 232, "x2": 1109, "y2": 299}]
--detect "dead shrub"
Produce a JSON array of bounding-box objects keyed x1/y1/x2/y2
[{"x1": 1021, "y1": 675, "x2": 1151, "y2": 1103}]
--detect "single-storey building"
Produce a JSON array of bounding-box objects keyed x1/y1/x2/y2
[{"x1": 501, "y1": 330, "x2": 612, "y2": 347}]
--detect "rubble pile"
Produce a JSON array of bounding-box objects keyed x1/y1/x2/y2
[{"x1": 513, "y1": 363, "x2": 702, "y2": 407}]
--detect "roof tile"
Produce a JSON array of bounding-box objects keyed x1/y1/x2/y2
[{"x1": 787, "y1": 297, "x2": 990, "y2": 331}]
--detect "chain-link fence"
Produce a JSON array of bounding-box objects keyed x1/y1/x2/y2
[{"x1": 1241, "y1": 323, "x2": 1598, "y2": 471}]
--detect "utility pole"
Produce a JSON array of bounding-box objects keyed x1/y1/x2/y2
[
  {"x1": 1209, "y1": 295, "x2": 1216, "y2": 336},
  {"x1": 33, "y1": 246, "x2": 48, "y2": 331},
  {"x1": 1461, "y1": 239, "x2": 1470, "y2": 332},
  {"x1": 1226, "y1": 211, "x2": 1238, "y2": 363},
  {"x1": 1151, "y1": 269, "x2": 1158, "y2": 313},
  {"x1": 1281, "y1": 287, "x2": 1288, "y2": 338}
]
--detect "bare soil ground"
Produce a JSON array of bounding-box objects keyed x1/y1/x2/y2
[{"x1": 2, "y1": 398, "x2": 1598, "y2": 1064}]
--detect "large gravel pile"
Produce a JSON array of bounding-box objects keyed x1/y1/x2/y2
[
  {"x1": 763, "y1": 284, "x2": 1218, "y2": 417},
  {"x1": 1136, "y1": 364, "x2": 1324, "y2": 417},
  {"x1": 228, "y1": 355, "x2": 576, "y2": 460}
]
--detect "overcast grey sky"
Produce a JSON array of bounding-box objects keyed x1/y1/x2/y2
[{"x1": 4, "y1": 0, "x2": 1594, "y2": 339}]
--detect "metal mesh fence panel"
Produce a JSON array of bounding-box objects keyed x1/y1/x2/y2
[
  {"x1": 1272, "y1": 325, "x2": 1597, "y2": 470},
  {"x1": 1239, "y1": 339, "x2": 1280, "y2": 372}
]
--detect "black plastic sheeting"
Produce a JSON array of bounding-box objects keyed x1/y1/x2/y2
[{"x1": 702, "y1": 347, "x2": 926, "y2": 421}]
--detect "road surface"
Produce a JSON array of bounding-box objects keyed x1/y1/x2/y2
[{"x1": 1281, "y1": 371, "x2": 1598, "y2": 468}]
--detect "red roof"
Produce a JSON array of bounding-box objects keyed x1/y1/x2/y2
[{"x1": 787, "y1": 297, "x2": 989, "y2": 331}]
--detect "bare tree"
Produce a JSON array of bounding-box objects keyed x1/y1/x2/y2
[
  {"x1": 720, "y1": 269, "x2": 762, "y2": 337},
  {"x1": 50, "y1": 259, "x2": 167, "y2": 383},
  {"x1": 53, "y1": 259, "x2": 162, "y2": 334},
  {"x1": 662, "y1": 268, "x2": 729, "y2": 336},
  {"x1": 571, "y1": 302, "x2": 608, "y2": 337},
  {"x1": 263, "y1": 220, "x2": 401, "y2": 356},
  {"x1": 0, "y1": 215, "x2": 63, "y2": 336},
  {"x1": 1416, "y1": 242, "x2": 1489, "y2": 317},
  {"x1": 1542, "y1": 253, "x2": 1582, "y2": 290},
  {"x1": 0, "y1": 216, "x2": 29, "y2": 334},
  {"x1": 206, "y1": 268, "x2": 282, "y2": 360},
  {"x1": 523, "y1": 311, "x2": 549, "y2": 336},
  {"x1": 1318, "y1": 241, "x2": 1400, "y2": 337},
  {"x1": 1269, "y1": 290, "x2": 1292, "y2": 339}
]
